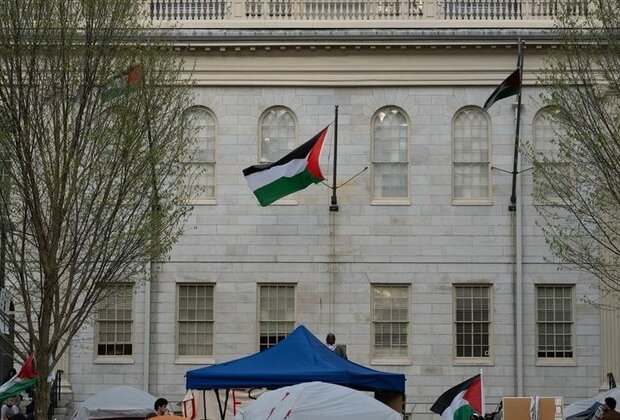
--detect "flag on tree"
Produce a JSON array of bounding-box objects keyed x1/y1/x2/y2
[
  {"x1": 430, "y1": 374, "x2": 483, "y2": 420},
  {"x1": 101, "y1": 65, "x2": 143, "y2": 103},
  {"x1": 243, "y1": 126, "x2": 329, "y2": 206},
  {"x1": 0, "y1": 353, "x2": 37, "y2": 401},
  {"x1": 483, "y1": 69, "x2": 521, "y2": 110}
]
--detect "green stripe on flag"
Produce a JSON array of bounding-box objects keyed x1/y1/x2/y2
[
  {"x1": 252, "y1": 168, "x2": 321, "y2": 206},
  {"x1": 453, "y1": 404, "x2": 475, "y2": 420},
  {"x1": 491, "y1": 86, "x2": 519, "y2": 104},
  {"x1": 0, "y1": 377, "x2": 37, "y2": 402},
  {"x1": 101, "y1": 83, "x2": 138, "y2": 103}
]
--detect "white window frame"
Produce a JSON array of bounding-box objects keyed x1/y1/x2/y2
[
  {"x1": 536, "y1": 284, "x2": 575, "y2": 364},
  {"x1": 183, "y1": 106, "x2": 217, "y2": 205},
  {"x1": 453, "y1": 284, "x2": 493, "y2": 363},
  {"x1": 371, "y1": 284, "x2": 410, "y2": 365},
  {"x1": 533, "y1": 106, "x2": 566, "y2": 206},
  {"x1": 94, "y1": 283, "x2": 134, "y2": 363},
  {"x1": 176, "y1": 283, "x2": 215, "y2": 363},
  {"x1": 452, "y1": 107, "x2": 492, "y2": 205},
  {"x1": 370, "y1": 106, "x2": 411, "y2": 205},
  {"x1": 258, "y1": 106, "x2": 298, "y2": 205},
  {"x1": 258, "y1": 284, "x2": 296, "y2": 351}
]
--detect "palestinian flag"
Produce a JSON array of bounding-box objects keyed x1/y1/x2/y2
[
  {"x1": 243, "y1": 126, "x2": 329, "y2": 206},
  {"x1": 483, "y1": 69, "x2": 521, "y2": 110},
  {"x1": 101, "y1": 65, "x2": 143, "y2": 103},
  {"x1": 0, "y1": 353, "x2": 37, "y2": 402},
  {"x1": 430, "y1": 374, "x2": 483, "y2": 420}
]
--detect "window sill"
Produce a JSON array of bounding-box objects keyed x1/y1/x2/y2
[
  {"x1": 451, "y1": 199, "x2": 493, "y2": 206},
  {"x1": 535, "y1": 358, "x2": 576, "y2": 367},
  {"x1": 271, "y1": 199, "x2": 297, "y2": 206},
  {"x1": 94, "y1": 357, "x2": 134, "y2": 364},
  {"x1": 371, "y1": 357, "x2": 411, "y2": 366},
  {"x1": 190, "y1": 198, "x2": 217, "y2": 206},
  {"x1": 175, "y1": 356, "x2": 215, "y2": 365},
  {"x1": 453, "y1": 358, "x2": 494, "y2": 366},
  {"x1": 370, "y1": 199, "x2": 411, "y2": 206}
]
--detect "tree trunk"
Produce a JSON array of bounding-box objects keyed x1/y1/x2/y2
[{"x1": 34, "y1": 360, "x2": 51, "y2": 420}]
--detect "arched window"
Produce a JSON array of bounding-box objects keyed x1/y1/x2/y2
[
  {"x1": 184, "y1": 106, "x2": 216, "y2": 202},
  {"x1": 533, "y1": 107, "x2": 562, "y2": 203},
  {"x1": 259, "y1": 107, "x2": 297, "y2": 163},
  {"x1": 452, "y1": 107, "x2": 491, "y2": 202},
  {"x1": 534, "y1": 107, "x2": 559, "y2": 155},
  {"x1": 371, "y1": 107, "x2": 409, "y2": 201}
]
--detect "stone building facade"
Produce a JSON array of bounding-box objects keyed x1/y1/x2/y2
[{"x1": 63, "y1": 1, "x2": 614, "y2": 418}]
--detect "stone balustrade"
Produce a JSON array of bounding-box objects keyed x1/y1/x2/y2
[{"x1": 145, "y1": 0, "x2": 589, "y2": 25}]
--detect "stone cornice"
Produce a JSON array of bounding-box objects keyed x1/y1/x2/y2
[{"x1": 148, "y1": 27, "x2": 563, "y2": 49}]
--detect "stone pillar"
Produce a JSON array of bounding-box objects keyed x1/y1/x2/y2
[
  {"x1": 600, "y1": 290, "x2": 620, "y2": 389},
  {"x1": 56, "y1": 347, "x2": 72, "y2": 394}
]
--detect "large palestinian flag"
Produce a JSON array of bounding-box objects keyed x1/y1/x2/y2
[
  {"x1": 243, "y1": 126, "x2": 329, "y2": 206},
  {"x1": 430, "y1": 374, "x2": 483, "y2": 420},
  {"x1": 0, "y1": 353, "x2": 37, "y2": 402},
  {"x1": 483, "y1": 69, "x2": 521, "y2": 110}
]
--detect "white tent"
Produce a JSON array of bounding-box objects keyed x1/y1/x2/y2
[
  {"x1": 233, "y1": 381, "x2": 403, "y2": 420},
  {"x1": 72, "y1": 385, "x2": 157, "y2": 420},
  {"x1": 565, "y1": 387, "x2": 620, "y2": 419}
]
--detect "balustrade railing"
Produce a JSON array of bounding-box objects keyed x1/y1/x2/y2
[
  {"x1": 442, "y1": 0, "x2": 522, "y2": 19},
  {"x1": 244, "y1": 1, "x2": 424, "y2": 19},
  {"x1": 150, "y1": 0, "x2": 228, "y2": 20},
  {"x1": 529, "y1": 0, "x2": 589, "y2": 16},
  {"x1": 146, "y1": 0, "x2": 588, "y2": 22}
]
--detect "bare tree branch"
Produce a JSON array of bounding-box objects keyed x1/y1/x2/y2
[
  {"x1": 0, "y1": 1, "x2": 194, "y2": 418},
  {"x1": 529, "y1": 0, "x2": 620, "y2": 299}
]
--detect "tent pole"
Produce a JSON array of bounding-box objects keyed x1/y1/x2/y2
[{"x1": 202, "y1": 390, "x2": 207, "y2": 420}]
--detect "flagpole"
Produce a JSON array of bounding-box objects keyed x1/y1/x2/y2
[
  {"x1": 480, "y1": 369, "x2": 486, "y2": 416},
  {"x1": 330, "y1": 105, "x2": 339, "y2": 212},
  {"x1": 509, "y1": 40, "x2": 524, "y2": 211},
  {"x1": 511, "y1": 38, "x2": 525, "y2": 397}
]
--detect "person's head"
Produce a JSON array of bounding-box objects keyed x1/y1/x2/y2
[
  {"x1": 326, "y1": 333, "x2": 335, "y2": 345},
  {"x1": 5, "y1": 396, "x2": 20, "y2": 406},
  {"x1": 605, "y1": 397, "x2": 617, "y2": 411},
  {"x1": 154, "y1": 398, "x2": 168, "y2": 416}
]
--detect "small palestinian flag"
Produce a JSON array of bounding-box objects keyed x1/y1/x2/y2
[
  {"x1": 483, "y1": 69, "x2": 521, "y2": 110},
  {"x1": 0, "y1": 353, "x2": 37, "y2": 402},
  {"x1": 101, "y1": 65, "x2": 143, "y2": 103},
  {"x1": 430, "y1": 374, "x2": 483, "y2": 420},
  {"x1": 243, "y1": 126, "x2": 329, "y2": 206}
]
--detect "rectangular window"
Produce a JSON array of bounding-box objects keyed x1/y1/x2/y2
[
  {"x1": 454, "y1": 285, "x2": 491, "y2": 358},
  {"x1": 259, "y1": 285, "x2": 295, "y2": 351},
  {"x1": 177, "y1": 284, "x2": 214, "y2": 357},
  {"x1": 537, "y1": 285, "x2": 573, "y2": 358},
  {"x1": 372, "y1": 285, "x2": 409, "y2": 359},
  {"x1": 96, "y1": 284, "x2": 133, "y2": 357}
]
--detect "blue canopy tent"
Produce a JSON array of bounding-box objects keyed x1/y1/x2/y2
[{"x1": 186, "y1": 325, "x2": 406, "y2": 419}]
